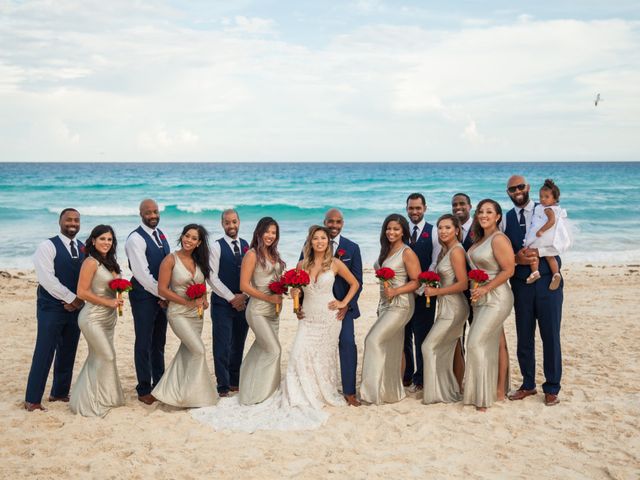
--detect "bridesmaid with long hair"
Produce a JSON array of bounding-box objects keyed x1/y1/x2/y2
[
  {"x1": 421, "y1": 214, "x2": 469, "y2": 404},
  {"x1": 238, "y1": 217, "x2": 286, "y2": 405},
  {"x1": 70, "y1": 225, "x2": 125, "y2": 417},
  {"x1": 360, "y1": 214, "x2": 420, "y2": 405},
  {"x1": 464, "y1": 199, "x2": 514, "y2": 411},
  {"x1": 152, "y1": 224, "x2": 217, "y2": 408}
]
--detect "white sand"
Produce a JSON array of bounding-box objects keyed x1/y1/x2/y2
[{"x1": 1, "y1": 265, "x2": 639, "y2": 479}]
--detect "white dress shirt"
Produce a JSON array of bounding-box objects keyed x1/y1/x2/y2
[
  {"x1": 124, "y1": 224, "x2": 165, "y2": 298},
  {"x1": 32, "y1": 234, "x2": 79, "y2": 304},
  {"x1": 207, "y1": 235, "x2": 244, "y2": 302},
  {"x1": 330, "y1": 234, "x2": 342, "y2": 255},
  {"x1": 410, "y1": 219, "x2": 441, "y2": 272}
]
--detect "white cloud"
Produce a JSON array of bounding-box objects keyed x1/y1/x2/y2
[{"x1": 0, "y1": 2, "x2": 638, "y2": 162}]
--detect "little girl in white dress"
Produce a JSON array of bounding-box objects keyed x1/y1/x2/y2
[{"x1": 524, "y1": 179, "x2": 571, "y2": 290}]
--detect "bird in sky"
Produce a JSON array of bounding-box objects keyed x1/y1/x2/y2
[{"x1": 595, "y1": 93, "x2": 602, "y2": 106}]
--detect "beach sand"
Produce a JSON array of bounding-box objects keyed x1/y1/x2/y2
[{"x1": 1, "y1": 265, "x2": 639, "y2": 479}]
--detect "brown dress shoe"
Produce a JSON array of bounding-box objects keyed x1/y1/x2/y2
[
  {"x1": 24, "y1": 402, "x2": 46, "y2": 412},
  {"x1": 137, "y1": 394, "x2": 157, "y2": 405},
  {"x1": 344, "y1": 394, "x2": 361, "y2": 407},
  {"x1": 229, "y1": 386, "x2": 239, "y2": 392},
  {"x1": 48, "y1": 395, "x2": 70, "y2": 402},
  {"x1": 508, "y1": 388, "x2": 537, "y2": 401},
  {"x1": 218, "y1": 392, "x2": 230, "y2": 398},
  {"x1": 544, "y1": 393, "x2": 560, "y2": 406},
  {"x1": 402, "y1": 379, "x2": 412, "y2": 387}
]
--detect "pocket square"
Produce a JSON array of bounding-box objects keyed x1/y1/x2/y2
[{"x1": 341, "y1": 257, "x2": 351, "y2": 262}]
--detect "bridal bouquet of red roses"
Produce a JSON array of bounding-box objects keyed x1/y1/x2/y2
[
  {"x1": 375, "y1": 267, "x2": 396, "y2": 300},
  {"x1": 281, "y1": 268, "x2": 310, "y2": 313},
  {"x1": 268, "y1": 280, "x2": 288, "y2": 315},
  {"x1": 468, "y1": 269, "x2": 489, "y2": 304},
  {"x1": 108, "y1": 278, "x2": 133, "y2": 317},
  {"x1": 186, "y1": 283, "x2": 207, "y2": 319},
  {"x1": 418, "y1": 271, "x2": 441, "y2": 308}
]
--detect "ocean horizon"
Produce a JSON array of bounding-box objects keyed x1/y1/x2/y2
[{"x1": 1, "y1": 161, "x2": 638, "y2": 269}]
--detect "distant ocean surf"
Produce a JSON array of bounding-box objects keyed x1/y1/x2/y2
[{"x1": 1, "y1": 162, "x2": 638, "y2": 269}]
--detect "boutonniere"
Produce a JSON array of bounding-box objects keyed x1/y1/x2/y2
[
  {"x1": 421, "y1": 232, "x2": 430, "y2": 239},
  {"x1": 337, "y1": 248, "x2": 346, "y2": 258},
  {"x1": 469, "y1": 231, "x2": 475, "y2": 239},
  {"x1": 79, "y1": 245, "x2": 86, "y2": 254},
  {"x1": 159, "y1": 234, "x2": 167, "y2": 241},
  {"x1": 242, "y1": 246, "x2": 249, "y2": 254}
]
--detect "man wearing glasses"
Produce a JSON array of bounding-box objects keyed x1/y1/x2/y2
[{"x1": 501, "y1": 175, "x2": 564, "y2": 407}]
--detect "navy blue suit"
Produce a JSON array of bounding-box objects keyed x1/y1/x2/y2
[
  {"x1": 505, "y1": 207, "x2": 563, "y2": 395},
  {"x1": 128, "y1": 226, "x2": 170, "y2": 396},
  {"x1": 299, "y1": 236, "x2": 363, "y2": 396},
  {"x1": 210, "y1": 237, "x2": 249, "y2": 394},
  {"x1": 25, "y1": 236, "x2": 84, "y2": 404},
  {"x1": 404, "y1": 223, "x2": 436, "y2": 386},
  {"x1": 332, "y1": 237, "x2": 363, "y2": 396}
]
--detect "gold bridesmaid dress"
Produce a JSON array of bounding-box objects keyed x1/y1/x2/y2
[
  {"x1": 360, "y1": 245, "x2": 415, "y2": 405},
  {"x1": 463, "y1": 232, "x2": 512, "y2": 408},
  {"x1": 422, "y1": 244, "x2": 469, "y2": 404},
  {"x1": 238, "y1": 258, "x2": 283, "y2": 405},
  {"x1": 70, "y1": 261, "x2": 125, "y2": 417},
  {"x1": 152, "y1": 253, "x2": 217, "y2": 407}
]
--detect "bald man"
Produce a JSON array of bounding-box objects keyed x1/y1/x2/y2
[
  {"x1": 502, "y1": 176, "x2": 564, "y2": 406},
  {"x1": 125, "y1": 199, "x2": 171, "y2": 405}
]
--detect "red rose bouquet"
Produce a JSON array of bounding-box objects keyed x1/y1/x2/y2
[
  {"x1": 108, "y1": 278, "x2": 133, "y2": 317},
  {"x1": 281, "y1": 268, "x2": 311, "y2": 313},
  {"x1": 418, "y1": 271, "x2": 441, "y2": 308},
  {"x1": 468, "y1": 269, "x2": 489, "y2": 304},
  {"x1": 375, "y1": 267, "x2": 396, "y2": 300},
  {"x1": 268, "y1": 280, "x2": 288, "y2": 315},
  {"x1": 186, "y1": 282, "x2": 207, "y2": 319}
]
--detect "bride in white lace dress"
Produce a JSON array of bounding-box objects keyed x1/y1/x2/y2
[{"x1": 192, "y1": 225, "x2": 360, "y2": 432}]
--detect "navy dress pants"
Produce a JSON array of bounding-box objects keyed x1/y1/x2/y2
[
  {"x1": 338, "y1": 313, "x2": 357, "y2": 396},
  {"x1": 211, "y1": 303, "x2": 248, "y2": 394},
  {"x1": 131, "y1": 296, "x2": 167, "y2": 396},
  {"x1": 403, "y1": 296, "x2": 436, "y2": 386},
  {"x1": 511, "y1": 275, "x2": 563, "y2": 395},
  {"x1": 25, "y1": 306, "x2": 80, "y2": 403}
]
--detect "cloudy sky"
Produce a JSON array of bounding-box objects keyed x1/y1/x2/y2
[{"x1": 1, "y1": 0, "x2": 639, "y2": 162}]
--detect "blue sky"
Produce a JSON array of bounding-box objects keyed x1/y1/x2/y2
[{"x1": 1, "y1": 1, "x2": 639, "y2": 162}]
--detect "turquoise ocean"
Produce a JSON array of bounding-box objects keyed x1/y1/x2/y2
[{"x1": 0, "y1": 162, "x2": 638, "y2": 269}]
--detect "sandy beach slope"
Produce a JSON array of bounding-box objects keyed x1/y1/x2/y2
[{"x1": 0, "y1": 265, "x2": 638, "y2": 479}]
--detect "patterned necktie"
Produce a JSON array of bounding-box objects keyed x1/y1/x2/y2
[
  {"x1": 330, "y1": 240, "x2": 336, "y2": 255},
  {"x1": 411, "y1": 226, "x2": 419, "y2": 245},
  {"x1": 152, "y1": 230, "x2": 163, "y2": 248},
  {"x1": 70, "y1": 241, "x2": 78, "y2": 258},
  {"x1": 518, "y1": 209, "x2": 527, "y2": 234},
  {"x1": 232, "y1": 240, "x2": 241, "y2": 262}
]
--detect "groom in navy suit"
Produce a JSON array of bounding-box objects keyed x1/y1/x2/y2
[
  {"x1": 298, "y1": 208, "x2": 363, "y2": 406},
  {"x1": 503, "y1": 175, "x2": 564, "y2": 406}
]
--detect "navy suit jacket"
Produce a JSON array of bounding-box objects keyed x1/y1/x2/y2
[{"x1": 333, "y1": 236, "x2": 363, "y2": 319}]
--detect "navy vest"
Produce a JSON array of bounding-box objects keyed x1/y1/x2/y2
[
  {"x1": 129, "y1": 226, "x2": 170, "y2": 299},
  {"x1": 37, "y1": 236, "x2": 85, "y2": 311},
  {"x1": 462, "y1": 230, "x2": 474, "y2": 251},
  {"x1": 505, "y1": 207, "x2": 560, "y2": 280},
  {"x1": 410, "y1": 222, "x2": 434, "y2": 271},
  {"x1": 211, "y1": 238, "x2": 249, "y2": 306}
]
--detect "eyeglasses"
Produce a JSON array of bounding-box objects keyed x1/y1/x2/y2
[{"x1": 507, "y1": 184, "x2": 527, "y2": 194}]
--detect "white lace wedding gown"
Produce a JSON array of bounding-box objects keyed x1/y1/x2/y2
[{"x1": 191, "y1": 270, "x2": 346, "y2": 432}]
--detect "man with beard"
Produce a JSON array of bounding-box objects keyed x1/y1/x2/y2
[
  {"x1": 125, "y1": 199, "x2": 171, "y2": 405},
  {"x1": 25, "y1": 208, "x2": 85, "y2": 411},
  {"x1": 502, "y1": 176, "x2": 564, "y2": 406},
  {"x1": 404, "y1": 193, "x2": 441, "y2": 392},
  {"x1": 207, "y1": 209, "x2": 249, "y2": 397}
]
